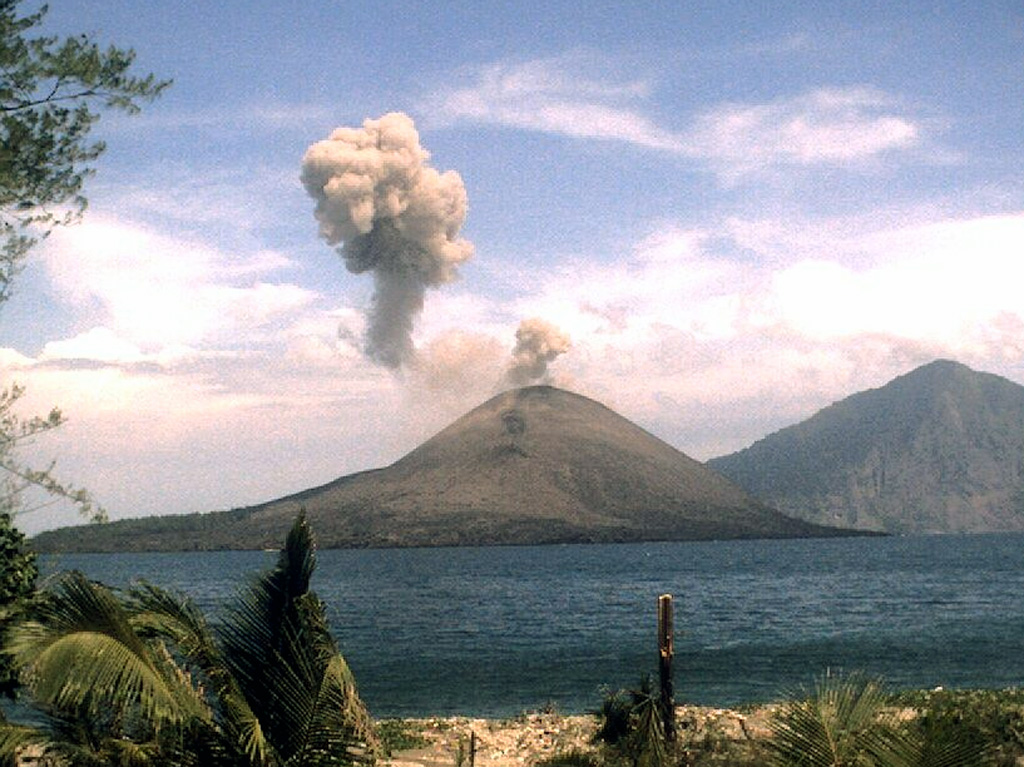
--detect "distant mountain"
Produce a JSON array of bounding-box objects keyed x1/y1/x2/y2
[
  {"x1": 708, "y1": 360, "x2": 1024, "y2": 533},
  {"x1": 32, "y1": 385, "x2": 852, "y2": 553}
]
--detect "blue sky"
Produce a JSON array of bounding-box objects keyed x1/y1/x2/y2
[{"x1": 3, "y1": 1, "x2": 1023, "y2": 533}]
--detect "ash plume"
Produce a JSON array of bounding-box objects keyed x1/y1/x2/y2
[
  {"x1": 506, "y1": 318, "x2": 571, "y2": 385},
  {"x1": 300, "y1": 112, "x2": 474, "y2": 368}
]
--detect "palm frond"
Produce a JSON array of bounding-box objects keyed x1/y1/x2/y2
[
  {"x1": 219, "y1": 514, "x2": 317, "y2": 690},
  {"x1": 765, "y1": 671, "x2": 911, "y2": 767},
  {"x1": 25, "y1": 630, "x2": 197, "y2": 726},
  {"x1": 12, "y1": 571, "x2": 148, "y2": 663},
  {"x1": 98, "y1": 736, "x2": 164, "y2": 767},
  {"x1": 11, "y1": 572, "x2": 206, "y2": 728},
  {"x1": 128, "y1": 580, "x2": 276, "y2": 765},
  {"x1": 8, "y1": 514, "x2": 375, "y2": 767},
  {"x1": 594, "y1": 677, "x2": 668, "y2": 767},
  {"x1": 33, "y1": 706, "x2": 170, "y2": 767},
  {"x1": 219, "y1": 512, "x2": 377, "y2": 765},
  {"x1": 281, "y1": 646, "x2": 377, "y2": 766},
  {"x1": 129, "y1": 581, "x2": 215, "y2": 654},
  {"x1": 230, "y1": 704, "x2": 274, "y2": 766},
  {"x1": 909, "y1": 738, "x2": 994, "y2": 767},
  {"x1": 905, "y1": 693, "x2": 997, "y2": 767},
  {"x1": 128, "y1": 580, "x2": 234, "y2": 697},
  {"x1": 631, "y1": 692, "x2": 668, "y2": 767}
]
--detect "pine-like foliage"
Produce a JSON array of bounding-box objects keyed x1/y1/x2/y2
[{"x1": 0, "y1": 0, "x2": 170, "y2": 299}]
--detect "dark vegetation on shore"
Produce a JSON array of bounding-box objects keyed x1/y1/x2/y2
[{"x1": 572, "y1": 675, "x2": 1024, "y2": 767}]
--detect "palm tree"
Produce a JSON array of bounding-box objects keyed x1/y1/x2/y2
[
  {"x1": 0, "y1": 512, "x2": 376, "y2": 767},
  {"x1": 215, "y1": 512, "x2": 376, "y2": 766}
]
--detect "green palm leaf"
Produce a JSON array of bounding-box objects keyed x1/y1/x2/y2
[
  {"x1": 11, "y1": 572, "x2": 206, "y2": 727},
  {"x1": 219, "y1": 515, "x2": 317, "y2": 692},
  {"x1": 218, "y1": 512, "x2": 376, "y2": 766},
  {"x1": 765, "y1": 671, "x2": 910, "y2": 767},
  {"x1": 7, "y1": 513, "x2": 374, "y2": 767},
  {"x1": 27, "y1": 630, "x2": 187, "y2": 723},
  {"x1": 278, "y1": 630, "x2": 376, "y2": 766},
  {"x1": 128, "y1": 580, "x2": 276, "y2": 766}
]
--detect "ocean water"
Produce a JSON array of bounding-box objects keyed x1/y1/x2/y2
[{"x1": 40, "y1": 533, "x2": 1024, "y2": 718}]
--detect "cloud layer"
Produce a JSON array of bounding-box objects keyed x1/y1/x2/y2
[
  {"x1": 8, "y1": 201, "x2": 1023, "y2": 534},
  {"x1": 431, "y1": 57, "x2": 923, "y2": 180}
]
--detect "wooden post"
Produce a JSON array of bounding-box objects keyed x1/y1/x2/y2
[{"x1": 658, "y1": 593, "x2": 675, "y2": 742}]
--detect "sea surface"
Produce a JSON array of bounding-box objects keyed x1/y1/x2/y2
[{"x1": 40, "y1": 533, "x2": 1024, "y2": 718}]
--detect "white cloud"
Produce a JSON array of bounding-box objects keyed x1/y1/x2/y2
[
  {"x1": 434, "y1": 56, "x2": 682, "y2": 152},
  {"x1": 0, "y1": 347, "x2": 38, "y2": 370},
  {"x1": 687, "y1": 87, "x2": 919, "y2": 181},
  {"x1": 40, "y1": 218, "x2": 317, "y2": 351},
  {"x1": 508, "y1": 225, "x2": 747, "y2": 351},
  {"x1": 492, "y1": 209, "x2": 1024, "y2": 456},
  {"x1": 40, "y1": 327, "x2": 145, "y2": 365},
  {"x1": 10, "y1": 189, "x2": 1023, "y2": 532},
  {"x1": 757, "y1": 213, "x2": 1024, "y2": 349},
  {"x1": 430, "y1": 57, "x2": 924, "y2": 180}
]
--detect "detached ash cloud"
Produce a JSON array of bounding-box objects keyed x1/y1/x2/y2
[
  {"x1": 300, "y1": 112, "x2": 473, "y2": 368},
  {"x1": 505, "y1": 318, "x2": 571, "y2": 385}
]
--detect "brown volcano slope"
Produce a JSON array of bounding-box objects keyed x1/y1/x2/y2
[{"x1": 32, "y1": 386, "x2": 852, "y2": 552}]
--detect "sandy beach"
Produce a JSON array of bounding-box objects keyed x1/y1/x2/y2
[{"x1": 385, "y1": 706, "x2": 776, "y2": 767}]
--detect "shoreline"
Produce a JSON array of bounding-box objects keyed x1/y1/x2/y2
[
  {"x1": 383, "y1": 706, "x2": 776, "y2": 767},
  {"x1": 382, "y1": 688, "x2": 1024, "y2": 767}
]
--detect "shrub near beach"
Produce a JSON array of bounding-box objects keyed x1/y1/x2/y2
[{"x1": 539, "y1": 673, "x2": 1019, "y2": 767}]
